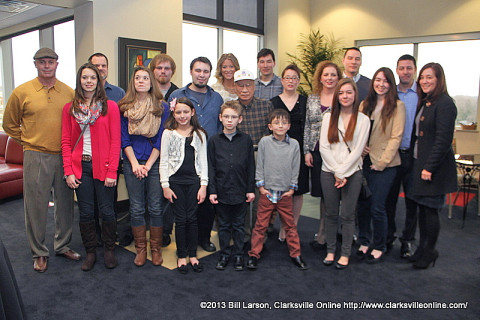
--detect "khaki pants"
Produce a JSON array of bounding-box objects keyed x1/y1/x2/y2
[{"x1": 23, "y1": 150, "x2": 74, "y2": 258}]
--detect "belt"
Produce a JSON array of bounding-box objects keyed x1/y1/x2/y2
[
  {"x1": 82, "y1": 154, "x2": 92, "y2": 162},
  {"x1": 399, "y1": 148, "x2": 410, "y2": 154}
]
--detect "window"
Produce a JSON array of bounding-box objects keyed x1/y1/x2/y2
[
  {"x1": 54, "y1": 20, "x2": 76, "y2": 89},
  {"x1": 12, "y1": 30, "x2": 40, "y2": 87},
  {"x1": 359, "y1": 34, "x2": 480, "y2": 123},
  {"x1": 182, "y1": 22, "x2": 261, "y2": 86},
  {"x1": 184, "y1": 0, "x2": 264, "y2": 34}
]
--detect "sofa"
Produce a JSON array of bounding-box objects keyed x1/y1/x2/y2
[{"x1": 0, "y1": 132, "x2": 24, "y2": 200}]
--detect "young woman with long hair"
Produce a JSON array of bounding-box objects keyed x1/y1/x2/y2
[
  {"x1": 320, "y1": 78, "x2": 370, "y2": 269},
  {"x1": 118, "y1": 66, "x2": 169, "y2": 267},
  {"x1": 357, "y1": 67, "x2": 406, "y2": 264},
  {"x1": 61, "y1": 63, "x2": 121, "y2": 271}
]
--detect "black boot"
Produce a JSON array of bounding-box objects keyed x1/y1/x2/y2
[
  {"x1": 79, "y1": 221, "x2": 97, "y2": 271},
  {"x1": 102, "y1": 220, "x2": 118, "y2": 269},
  {"x1": 409, "y1": 205, "x2": 428, "y2": 263},
  {"x1": 413, "y1": 249, "x2": 438, "y2": 269}
]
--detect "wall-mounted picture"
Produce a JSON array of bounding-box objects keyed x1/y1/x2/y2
[{"x1": 118, "y1": 37, "x2": 167, "y2": 90}]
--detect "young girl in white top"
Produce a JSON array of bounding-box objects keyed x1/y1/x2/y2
[
  {"x1": 159, "y1": 97, "x2": 208, "y2": 274},
  {"x1": 320, "y1": 78, "x2": 370, "y2": 269}
]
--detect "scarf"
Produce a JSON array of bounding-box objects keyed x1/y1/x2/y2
[
  {"x1": 73, "y1": 101, "x2": 102, "y2": 125},
  {"x1": 124, "y1": 97, "x2": 161, "y2": 138}
]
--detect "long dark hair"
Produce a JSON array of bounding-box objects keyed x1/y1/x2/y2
[
  {"x1": 362, "y1": 67, "x2": 399, "y2": 133},
  {"x1": 118, "y1": 66, "x2": 164, "y2": 117},
  {"x1": 417, "y1": 62, "x2": 449, "y2": 108},
  {"x1": 327, "y1": 78, "x2": 359, "y2": 143},
  {"x1": 71, "y1": 63, "x2": 108, "y2": 116},
  {"x1": 165, "y1": 97, "x2": 207, "y2": 143}
]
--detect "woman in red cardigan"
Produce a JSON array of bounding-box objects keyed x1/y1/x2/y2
[{"x1": 61, "y1": 63, "x2": 121, "y2": 271}]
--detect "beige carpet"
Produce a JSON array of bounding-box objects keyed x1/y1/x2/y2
[{"x1": 121, "y1": 230, "x2": 220, "y2": 270}]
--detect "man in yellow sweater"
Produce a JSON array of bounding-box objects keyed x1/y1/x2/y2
[{"x1": 3, "y1": 48, "x2": 81, "y2": 272}]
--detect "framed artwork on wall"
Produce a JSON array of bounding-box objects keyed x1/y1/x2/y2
[{"x1": 118, "y1": 37, "x2": 167, "y2": 90}]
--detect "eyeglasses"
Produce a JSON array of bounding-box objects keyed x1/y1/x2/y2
[{"x1": 282, "y1": 76, "x2": 299, "y2": 81}]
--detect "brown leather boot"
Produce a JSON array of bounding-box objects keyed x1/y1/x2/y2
[
  {"x1": 102, "y1": 220, "x2": 118, "y2": 269},
  {"x1": 79, "y1": 221, "x2": 97, "y2": 271},
  {"x1": 132, "y1": 225, "x2": 147, "y2": 266},
  {"x1": 149, "y1": 226, "x2": 163, "y2": 266}
]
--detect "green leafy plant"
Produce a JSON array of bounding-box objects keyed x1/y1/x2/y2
[{"x1": 287, "y1": 29, "x2": 343, "y2": 95}]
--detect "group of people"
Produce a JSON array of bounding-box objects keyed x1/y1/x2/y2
[{"x1": 2, "y1": 44, "x2": 456, "y2": 275}]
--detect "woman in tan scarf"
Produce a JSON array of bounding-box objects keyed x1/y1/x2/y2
[{"x1": 118, "y1": 66, "x2": 169, "y2": 266}]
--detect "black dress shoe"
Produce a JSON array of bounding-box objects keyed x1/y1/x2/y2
[
  {"x1": 234, "y1": 256, "x2": 244, "y2": 271},
  {"x1": 413, "y1": 250, "x2": 438, "y2": 269},
  {"x1": 177, "y1": 263, "x2": 188, "y2": 274},
  {"x1": 216, "y1": 256, "x2": 228, "y2": 270},
  {"x1": 200, "y1": 242, "x2": 216, "y2": 252},
  {"x1": 246, "y1": 256, "x2": 258, "y2": 270},
  {"x1": 292, "y1": 256, "x2": 308, "y2": 270},
  {"x1": 400, "y1": 242, "x2": 413, "y2": 258},
  {"x1": 335, "y1": 261, "x2": 349, "y2": 269},
  {"x1": 190, "y1": 261, "x2": 204, "y2": 273},
  {"x1": 366, "y1": 252, "x2": 384, "y2": 264},
  {"x1": 323, "y1": 258, "x2": 334, "y2": 266},
  {"x1": 309, "y1": 240, "x2": 327, "y2": 251},
  {"x1": 162, "y1": 234, "x2": 171, "y2": 247}
]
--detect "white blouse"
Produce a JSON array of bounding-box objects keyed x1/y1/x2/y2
[{"x1": 320, "y1": 112, "x2": 370, "y2": 180}]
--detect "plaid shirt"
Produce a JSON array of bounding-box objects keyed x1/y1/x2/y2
[
  {"x1": 254, "y1": 74, "x2": 283, "y2": 100},
  {"x1": 236, "y1": 97, "x2": 273, "y2": 146}
]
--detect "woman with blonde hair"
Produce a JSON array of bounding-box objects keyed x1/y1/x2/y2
[
  {"x1": 118, "y1": 66, "x2": 169, "y2": 267},
  {"x1": 211, "y1": 53, "x2": 240, "y2": 102}
]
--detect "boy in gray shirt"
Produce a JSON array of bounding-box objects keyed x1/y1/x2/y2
[{"x1": 247, "y1": 109, "x2": 307, "y2": 270}]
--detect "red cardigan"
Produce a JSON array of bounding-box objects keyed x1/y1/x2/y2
[{"x1": 61, "y1": 100, "x2": 121, "y2": 181}]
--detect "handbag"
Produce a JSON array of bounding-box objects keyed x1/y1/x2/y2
[{"x1": 338, "y1": 129, "x2": 372, "y2": 200}]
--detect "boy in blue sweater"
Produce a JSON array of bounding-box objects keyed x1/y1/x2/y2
[{"x1": 208, "y1": 101, "x2": 256, "y2": 271}]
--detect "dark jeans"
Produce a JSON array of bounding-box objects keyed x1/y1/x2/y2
[
  {"x1": 170, "y1": 182, "x2": 200, "y2": 258},
  {"x1": 197, "y1": 200, "x2": 215, "y2": 244},
  {"x1": 123, "y1": 159, "x2": 164, "y2": 227},
  {"x1": 76, "y1": 161, "x2": 116, "y2": 222},
  {"x1": 385, "y1": 150, "x2": 418, "y2": 244},
  {"x1": 358, "y1": 157, "x2": 397, "y2": 252},
  {"x1": 216, "y1": 202, "x2": 246, "y2": 258}
]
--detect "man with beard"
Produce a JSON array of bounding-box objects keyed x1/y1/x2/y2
[
  {"x1": 149, "y1": 54, "x2": 179, "y2": 101},
  {"x1": 169, "y1": 56, "x2": 223, "y2": 253}
]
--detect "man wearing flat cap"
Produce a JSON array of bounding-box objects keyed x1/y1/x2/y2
[{"x1": 3, "y1": 47, "x2": 81, "y2": 273}]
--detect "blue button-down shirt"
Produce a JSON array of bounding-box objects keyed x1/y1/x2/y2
[
  {"x1": 104, "y1": 81, "x2": 125, "y2": 102},
  {"x1": 168, "y1": 84, "x2": 223, "y2": 139},
  {"x1": 397, "y1": 82, "x2": 418, "y2": 149}
]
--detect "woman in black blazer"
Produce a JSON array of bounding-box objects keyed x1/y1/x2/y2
[{"x1": 407, "y1": 62, "x2": 457, "y2": 269}]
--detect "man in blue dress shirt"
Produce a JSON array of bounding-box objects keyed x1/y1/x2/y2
[{"x1": 385, "y1": 54, "x2": 419, "y2": 258}]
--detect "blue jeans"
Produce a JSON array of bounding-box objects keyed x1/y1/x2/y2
[
  {"x1": 358, "y1": 157, "x2": 398, "y2": 252},
  {"x1": 76, "y1": 161, "x2": 116, "y2": 222},
  {"x1": 123, "y1": 159, "x2": 164, "y2": 227}
]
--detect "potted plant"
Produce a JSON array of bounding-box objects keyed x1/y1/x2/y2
[{"x1": 287, "y1": 29, "x2": 343, "y2": 95}]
